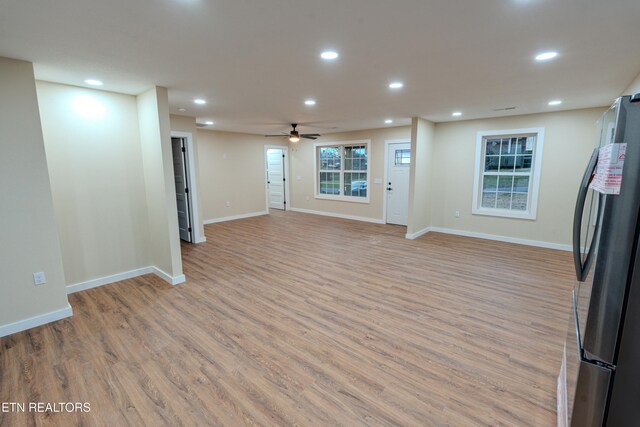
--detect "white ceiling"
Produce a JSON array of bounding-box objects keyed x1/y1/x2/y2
[{"x1": 1, "y1": 0, "x2": 639, "y2": 135}]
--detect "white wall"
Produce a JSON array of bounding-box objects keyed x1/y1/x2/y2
[
  {"x1": 137, "y1": 87, "x2": 183, "y2": 280},
  {"x1": 430, "y1": 107, "x2": 605, "y2": 246},
  {"x1": 407, "y1": 118, "x2": 435, "y2": 236},
  {"x1": 196, "y1": 129, "x2": 288, "y2": 221},
  {"x1": 290, "y1": 126, "x2": 411, "y2": 221},
  {"x1": 0, "y1": 57, "x2": 70, "y2": 335},
  {"x1": 37, "y1": 82, "x2": 150, "y2": 286}
]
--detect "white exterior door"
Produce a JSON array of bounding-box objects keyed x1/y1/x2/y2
[
  {"x1": 386, "y1": 143, "x2": 411, "y2": 226},
  {"x1": 267, "y1": 148, "x2": 286, "y2": 210}
]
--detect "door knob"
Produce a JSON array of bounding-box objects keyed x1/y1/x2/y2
[{"x1": 387, "y1": 187, "x2": 393, "y2": 191}]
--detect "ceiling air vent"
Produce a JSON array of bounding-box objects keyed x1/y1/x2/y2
[
  {"x1": 196, "y1": 122, "x2": 207, "y2": 127},
  {"x1": 492, "y1": 106, "x2": 517, "y2": 111}
]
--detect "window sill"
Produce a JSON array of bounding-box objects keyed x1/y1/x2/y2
[
  {"x1": 472, "y1": 207, "x2": 536, "y2": 220},
  {"x1": 315, "y1": 194, "x2": 370, "y2": 204}
]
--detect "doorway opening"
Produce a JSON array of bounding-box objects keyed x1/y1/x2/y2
[
  {"x1": 384, "y1": 140, "x2": 411, "y2": 226},
  {"x1": 171, "y1": 131, "x2": 203, "y2": 243},
  {"x1": 265, "y1": 146, "x2": 290, "y2": 211}
]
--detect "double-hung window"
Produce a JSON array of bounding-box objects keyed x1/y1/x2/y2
[
  {"x1": 315, "y1": 140, "x2": 370, "y2": 203},
  {"x1": 472, "y1": 128, "x2": 544, "y2": 220}
]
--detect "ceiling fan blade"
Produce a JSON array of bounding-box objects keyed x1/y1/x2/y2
[
  {"x1": 264, "y1": 134, "x2": 288, "y2": 137},
  {"x1": 301, "y1": 133, "x2": 321, "y2": 137},
  {"x1": 302, "y1": 135, "x2": 318, "y2": 140}
]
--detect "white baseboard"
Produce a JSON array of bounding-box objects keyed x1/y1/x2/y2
[
  {"x1": 67, "y1": 266, "x2": 186, "y2": 294},
  {"x1": 405, "y1": 226, "x2": 432, "y2": 240},
  {"x1": 288, "y1": 207, "x2": 385, "y2": 224},
  {"x1": 428, "y1": 227, "x2": 572, "y2": 251},
  {"x1": 0, "y1": 303, "x2": 73, "y2": 338},
  {"x1": 67, "y1": 267, "x2": 154, "y2": 294},
  {"x1": 203, "y1": 211, "x2": 268, "y2": 225},
  {"x1": 152, "y1": 267, "x2": 186, "y2": 286},
  {"x1": 195, "y1": 236, "x2": 207, "y2": 243}
]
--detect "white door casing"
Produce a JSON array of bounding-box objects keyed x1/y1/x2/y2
[
  {"x1": 266, "y1": 148, "x2": 286, "y2": 210},
  {"x1": 385, "y1": 142, "x2": 411, "y2": 226}
]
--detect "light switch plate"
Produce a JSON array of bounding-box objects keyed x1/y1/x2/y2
[
  {"x1": 374, "y1": 178, "x2": 382, "y2": 184},
  {"x1": 33, "y1": 272, "x2": 46, "y2": 286}
]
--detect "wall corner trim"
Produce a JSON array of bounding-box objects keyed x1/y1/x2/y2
[
  {"x1": 0, "y1": 303, "x2": 73, "y2": 338},
  {"x1": 289, "y1": 207, "x2": 385, "y2": 224},
  {"x1": 152, "y1": 267, "x2": 186, "y2": 286},
  {"x1": 405, "y1": 227, "x2": 432, "y2": 240},
  {"x1": 203, "y1": 211, "x2": 269, "y2": 225}
]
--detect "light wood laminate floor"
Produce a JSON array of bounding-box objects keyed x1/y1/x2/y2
[{"x1": 0, "y1": 211, "x2": 575, "y2": 426}]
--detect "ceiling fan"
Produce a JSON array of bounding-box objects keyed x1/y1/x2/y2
[{"x1": 264, "y1": 123, "x2": 320, "y2": 143}]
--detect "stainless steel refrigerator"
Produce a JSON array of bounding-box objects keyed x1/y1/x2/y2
[{"x1": 558, "y1": 93, "x2": 640, "y2": 426}]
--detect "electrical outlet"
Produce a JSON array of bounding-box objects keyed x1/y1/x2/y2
[
  {"x1": 33, "y1": 272, "x2": 46, "y2": 286},
  {"x1": 225, "y1": 201, "x2": 231, "y2": 207},
  {"x1": 296, "y1": 175, "x2": 302, "y2": 181},
  {"x1": 306, "y1": 195, "x2": 310, "y2": 201},
  {"x1": 455, "y1": 210, "x2": 460, "y2": 218}
]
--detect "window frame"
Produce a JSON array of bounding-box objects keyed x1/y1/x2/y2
[
  {"x1": 472, "y1": 128, "x2": 545, "y2": 220},
  {"x1": 313, "y1": 139, "x2": 371, "y2": 203}
]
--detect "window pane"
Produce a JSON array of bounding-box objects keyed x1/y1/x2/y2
[
  {"x1": 482, "y1": 175, "x2": 498, "y2": 192},
  {"x1": 499, "y1": 155, "x2": 515, "y2": 172},
  {"x1": 345, "y1": 158, "x2": 353, "y2": 170},
  {"x1": 319, "y1": 172, "x2": 340, "y2": 195},
  {"x1": 513, "y1": 176, "x2": 529, "y2": 193},
  {"x1": 516, "y1": 137, "x2": 534, "y2": 154},
  {"x1": 320, "y1": 147, "x2": 341, "y2": 171},
  {"x1": 344, "y1": 172, "x2": 367, "y2": 197},
  {"x1": 497, "y1": 176, "x2": 514, "y2": 192},
  {"x1": 482, "y1": 192, "x2": 497, "y2": 208},
  {"x1": 501, "y1": 138, "x2": 516, "y2": 155},
  {"x1": 344, "y1": 145, "x2": 367, "y2": 171},
  {"x1": 512, "y1": 193, "x2": 528, "y2": 211},
  {"x1": 515, "y1": 155, "x2": 532, "y2": 171},
  {"x1": 485, "y1": 156, "x2": 499, "y2": 171},
  {"x1": 496, "y1": 192, "x2": 512, "y2": 209},
  {"x1": 486, "y1": 139, "x2": 501, "y2": 155}
]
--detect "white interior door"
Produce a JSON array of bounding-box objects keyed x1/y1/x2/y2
[
  {"x1": 171, "y1": 137, "x2": 192, "y2": 242},
  {"x1": 386, "y1": 143, "x2": 411, "y2": 226},
  {"x1": 267, "y1": 148, "x2": 286, "y2": 210}
]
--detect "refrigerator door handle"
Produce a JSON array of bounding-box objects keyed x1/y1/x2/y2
[{"x1": 573, "y1": 148, "x2": 600, "y2": 281}]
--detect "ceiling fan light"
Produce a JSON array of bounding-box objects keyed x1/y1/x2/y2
[{"x1": 289, "y1": 136, "x2": 300, "y2": 143}]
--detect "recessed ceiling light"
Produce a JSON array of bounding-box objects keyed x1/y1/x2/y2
[
  {"x1": 548, "y1": 100, "x2": 562, "y2": 106},
  {"x1": 194, "y1": 99, "x2": 206, "y2": 105},
  {"x1": 389, "y1": 82, "x2": 404, "y2": 89},
  {"x1": 84, "y1": 79, "x2": 103, "y2": 86},
  {"x1": 384, "y1": 119, "x2": 393, "y2": 124},
  {"x1": 320, "y1": 51, "x2": 339, "y2": 60},
  {"x1": 178, "y1": 107, "x2": 187, "y2": 112},
  {"x1": 452, "y1": 112, "x2": 462, "y2": 117},
  {"x1": 205, "y1": 121, "x2": 214, "y2": 125},
  {"x1": 304, "y1": 99, "x2": 316, "y2": 106},
  {"x1": 535, "y1": 51, "x2": 558, "y2": 61}
]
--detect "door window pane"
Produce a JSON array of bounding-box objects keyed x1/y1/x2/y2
[{"x1": 395, "y1": 149, "x2": 411, "y2": 165}]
